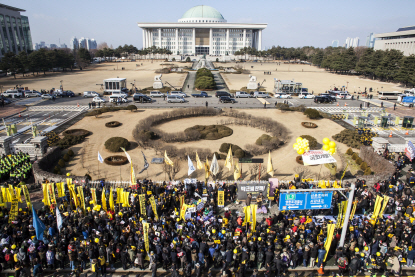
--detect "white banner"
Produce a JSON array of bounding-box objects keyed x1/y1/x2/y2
[{"x1": 302, "y1": 150, "x2": 337, "y2": 166}]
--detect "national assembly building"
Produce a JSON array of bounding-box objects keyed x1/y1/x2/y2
[{"x1": 137, "y1": 5, "x2": 267, "y2": 56}]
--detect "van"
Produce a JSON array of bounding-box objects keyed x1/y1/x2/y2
[
  {"x1": 109, "y1": 95, "x2": 128, "y2": 103},
  {"x1": 83, "y1": 91, "x2": 99, "y2": 98},
  {"x1": 111, "y1": 92, "x2": 128, "y2": 98},
  {"x1": 254, "y1": 91, "x2": 270, "y2": 98},
  {"x1": 150, "y1": 91, "x2": 165, "y2": 98},
  {"x1": 215, "y1": 91, "x2": 231, "y2": 98},
  {"x1": 167, "y1": 95, "x2": 185, "y2": 103},
  {"x1": 235, "y1": 91, "x2": 251, "y2": 98}
]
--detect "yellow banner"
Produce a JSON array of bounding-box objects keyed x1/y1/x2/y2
[
  {"x1": 9, "y1": 185, "x2": 15, "y2": 200},
  {"x1": 48, "y1": 183, "x2": 57, "y2": 205},
  {"x1": 350, "y1": 201, "x2": 357, "y2": 220},
  {"x1": 243, "y1": 206, "x2": 247, "y2": 224},
  {"x1": 150, "y1": 196, "x2": 159, "y2": 221},
  {"x1": 251, "y1": 204, "x2": 257, "y2": 232},
  {"x1": 372, "y1": 196, "x2": 383, "y2": 222},
  {"x1": 341, "y1": 200, "x2": 348, "y2": 225},
  {"x1": 214, "y1": 240, "x2": 221, "y2": 244},
  {"x1": 56, "y1": 182, "x2": 62, "y2": 198},
  {"x1": 91, "y1": 188, "x2": 97, "y2": 205},
  {"x1": 109, "y1": 188, "x2": 114, "y2": 211},
  {"x1": 60, "y1": 182, "x2": 65, "y2": 197},
  {"x1": 143, "y1": 222, "x2": 150, "y2": 254},
  {"x1": 218, "y1": 191, "x2": 225, "y2": 207},
  {"x1": 102, "y1": 188, "x2": 107, "y2": 211},
  {"x1": 15, "y1": 187, "x2": 22, "y2": 203},
  {"x1": 180, "y1": 195, "x2": 185, "y2": 210},
  {"x1": 42, "y1": 184, "x2": 50, "y2": 206},
  {"x1": 124, "y1": 192, "x2": 131, "y2": 207},
  {"x1": 245, "y1": 205, "x2": 251, "y2": 223},
  {"x1": 5, "y1": 187, "x2": 11, "y2": 202},
  {"x1": 139, "y1": 194, "x2": 146, "y2": 216},
  {"x1": 379, "y1": 196, "x2": 390, "y2": 218},
  {"x1": 116, "y1": 188, "x2": 121, "y2": 204},
  {"x1": 0, "y1": 187, "x2": 3, "y2": 204},
  {"x1": 336, "y1": 202, "x2": 343, "y2": 229},
  {"x1": 323, "y1": 224, "x2": 335, "y2": 262},
  {"x1": 9, "y1": 199, "x2": 18, "y2": 223},
  {"x1": 68, "y1": 185, "x2": 78, "y2": 207},
  {"x1": 180, "y1": 203, "x2": 188, "y2": 220},
  {"x1": 1, "y1": 187, "x2": 6, "y2": 203},
  {"x1": 66, "y1": 178, "x2": 72, "y2": 186},
  {"x1": 77, "y1": 186, "x2": 86, "y2": 212},
  {"x1": 22, "y1": 185, "x2": 32, "y2": 210}
]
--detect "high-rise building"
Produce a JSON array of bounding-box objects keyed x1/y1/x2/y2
[
  {"x1": 332, "y1": 40, "x2": 339, "y2": 47},
  {"x1": 345, "y1": 37, "x2": 359, "y2": 48},
  {"x1": 0, "y1": 4, "x2": 33, "y2": 58},
  {"x1": 50, "y1": 44, "x2": 58, "y2": 49},
  {"x1": 366, "y1": 32, "x2": 375, "y2": 48},
  {"x1": 87, "y1": 38, "x2": 97, "y2": 50},
  {"x1": 60, "y1": 43, "x2": 67, "y2": 49},
  {"x1": 79, "y1": 37, "x2": 87, "y2": 49},
  {"x1": 70, "y1": 37, "x2": 78, "y2": 49}
]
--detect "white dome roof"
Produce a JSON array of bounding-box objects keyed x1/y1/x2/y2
[{"x1": 179, "y1": 5, "x2": 226, "y2": 23}]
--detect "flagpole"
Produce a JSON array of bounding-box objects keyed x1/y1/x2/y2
[{"x1": 98, "y1": 160, "x2": 100, "y2": 179}]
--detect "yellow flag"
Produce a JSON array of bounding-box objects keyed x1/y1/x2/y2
[
  {"x1": 195, "y1": 152, "x2": 203, "y2": 170},
  {"x1": 102, "y1": 188, "x2": 107, "y2": 211},
  {"x1": 116, "y1": 188, "x2": 121, "y2": 204},
  {"x1": 56, "y1": 182, "x2": 62, "y2": 198},
  {"x1": 9, "y1": 185, "x2": 15, "y2": 200},
  {"x1": 150, "y1": 196, "x2": 159, "y2": 221},
  {"x1": 130, "y1": 163, "x2": 135, "y2": 186},
  {"x1": 204, "y1": 157, "x2": 210, "y2": 180},
  {"x1": 251, "y1": 205, "x2": 258, "y2": 232},
  {"x1": 164, "y1": 151, "x2": 174, "y2": 166},
  {"x1": 234, "y1": 161, "x2": 241, "y2": 181},
  {"x1": 245, "y1": 205, "x2": 251, "y2": 223},
  {"x1": 109, "y1": 188, "x2": 114, "y2": 211},
  {"x1": 42, "y1": 184, "x2": 50, "y2": 205},
  {"x1": 379, "y1": 196, "x2": 390, "y2": 218},
  {"x1": 15, "y1": 187, "x2": 22, "y2": 203},
  {"x1": 224, "y1": 146, "x2": 233, "y2": 171},
  {"x1": 22, "y1": 185, "x2": 32, "y2": 210},
  {"x1": 372, "y1": 196, "x2": 383, "y2": 221},
  {"x1": 267, "y1": 151, "x2": 274, "y2": 177},
  {"x1": 323, "y1": 224, "x2": 335, "y2": 261},
  {"x1": 91, "y1": 188, "x2": 97, "y2": 205}
]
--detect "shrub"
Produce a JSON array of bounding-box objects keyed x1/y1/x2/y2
[
  {"x1": 86, "y1": 109, "x2": 102, "y2": 117},
  {"x1": 234, "y1": 149, "x2": 245, "y2": 159},
  {"x1": 63, "y1": 154, "x2": 70, "y2": 162},
  {"x1": 67, "y1": 149, "x2": 74, "y2": 156},
  {"x1": 216, "y1": 58, "x2": 219, "y2": 62},
  {"x1": 360, "y1": 161, "x2": 368, "y2": 170},
  {"x1": 105, "y1": 137, "x2": 130, "y2": 152},
  {"x1": 53, "y1": 135, "x2": 85, "y2": 149},
  {"x1": 363, "y1": 167, "x2": 372, "y2": 175},
  {"x1": 185, "y1": 125, "x2": 233, "y2": 140},
  {"x1": 303, "y1": 108, "x2": 321, "y2": 119},
  {"x1": 256, "y1": 134, "x2": 272, "y2": 146},
  {"x1": 346, "y1": 148, "x2": 353, "y2": 155},
  {"x1": 126, "y1": 105, "x2": 137, "y2": 112},
  {"x1": 185, "y1": 57, "x2": 191, "y2": 62},
  {"x1": 62, "y1": 129, "x2": 90, "y2": 137},
  {"x1": 85, "y1": 174, "x2": 92, "y2": 180},
  {"x1": 58, "y1": 159, "x2": 65, "y2": 168},
  {"x1": 300, "y1": 135, "x2": 318, "y2": 149},
  {"x1": 105, "y1": 121, "x2": 122, "y2": 128},
  {"x1": 53, "y1": 166, "x2": 61, "y2": 175},
  {"x1": 352, "y1": 153, "x2": 358, "y2": 160},
  {"x1": 355, "y1": 157, "x2": 362, "y2": 165},
  {"x1": 195, "y1": 76, "x2": 216, "y2": 90}
]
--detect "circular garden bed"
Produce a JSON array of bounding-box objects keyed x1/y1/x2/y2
[
  {"x1": 104, "y1": 156, "x2": 128, "y2": 166},
  {"x1": 105, "y1": 137, "x2": 130, "y2": 152},
  {"x1": 301, "y1": 122, "x2": 318, "y2": 128},
  {"x1": 105, "y1": 121, "x2": 122, "y2": 128},
  {"x1": 296, "y1": 155, "x2": 304, "y2": 165},
  {"x1": 62, "y1": 129, "x2": 91, "y2": 137}
]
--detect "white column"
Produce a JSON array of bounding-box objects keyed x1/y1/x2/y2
[
  {"x1": 158, "y1": 28, "x2": 162, "y2": 48},
  {"x1": 226, "y1": 29, "x2": 229, "y2": 55},
  {"x1": 142, "y1": 29, "x2": 146, "y2": 49},
  {"x1": 209, "y1": 28, "x2": 212, "y2": 55},
  {"x1": 192, "y1": 28, "x2": 196, "y2": 55},
  {"x1": 243, "y1": 29, "x2": 246, "y2": 48},
  {"x1": 145, "y1": 30, "x2": 149, "y2": 48},
  {"x1": 176, "y1": 28, "x2": 179, "y2": 54},
  {"x1": 258, "y1": 30, "x2": 262, "y2": 51},
  {"x1": 150, "y1": 29, "x2": 153, "y2": 47}
]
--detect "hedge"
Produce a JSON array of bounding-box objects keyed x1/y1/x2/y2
[
  {"x1": 68, "y1": 149, "x2": 74, "y2": 156},
  {"x1": 185, "y1": 125, "x2": 233, "y2": 140},
  {"x1": 58, "y1": 159, "x2": 65, "y2": 168},
  {"x1": 363, "y1": 167, "x2": 372, "y2": 175},
  {"x1": 300, "y1": 135, "x2": 318, "y2": 149},
  {"x1": 352, "y1": 153, "x2": 358, "y2": 160},
  {"x1": 304, "y1": 109, "x2": 321, "y2": 119},
  {"x1": 360, "y1": 161, "x2": 368, "y2": 170},
  {"x1": 355, "y1": 157, "x2": 362, "y2": 165},
  {"x1": 346, "y1": 148, "x2": 353, "y2": 155},
  {"x1": 105, "y1": 137, "x2": 130, "y2": 152},
  {"x1": 105, "y1": 121, "x2": 122, "y2": 128},
  {"x1": 63, "y1": 154, "x2": 70, "y2": 162},
  {"x1": 219, "y1": 143, "x2": 245, "y2": 158},
  {"x1": 62, "y1": 129, "x2": 90, "y2": 137}
]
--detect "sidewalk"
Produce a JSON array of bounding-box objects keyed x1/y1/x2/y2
[{"x1": 0, "y1": 103, "x2": 26, "y2": 118}]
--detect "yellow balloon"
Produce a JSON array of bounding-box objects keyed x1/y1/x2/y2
[
  {"x1": 296, "y1": 137, "x2": 302, "y2": 143},
  {"x1": 323, "y1": 138, "x2": 330, "y2": 145},
  {"x1": 322, "y1": 145, "x2": 329, "y2": 151},
  {"x1": 293, "y1": 143, "x2": 298, "y2": 149},
  {"x1": 329, "y1": 141, "x2": 336, "y2": 148},
  {"x1": 297, "y1": 149, "x2": 305, "y2": 155}
]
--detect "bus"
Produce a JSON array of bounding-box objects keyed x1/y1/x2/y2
[{"x1": 377, "y1": 91, "x2": 402, "y2": 100}]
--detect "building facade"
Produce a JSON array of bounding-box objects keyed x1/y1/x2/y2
[
  {"x1": 0, "y1": 4, "x2": 33, "y2": 58},
  {"x1": 366, "y1": 32, "x2": 375, "y2": 48},
  {"x1": 331, "y1": 40, "x2": 339, "y2": 47},
  {"x1": 137, "y1": 5, "x2": 267, "y2": 56},
  {"x1": 345, "y1": 37, "x2": 359, "y2": 48},
  {"x1": 70, "y1": 37, "x2": 78, "y2": 50},
  {"x1": 374, "y1": 26, "x2": 415, "y2": 56}
]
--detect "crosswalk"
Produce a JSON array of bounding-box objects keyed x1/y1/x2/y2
[
  {"x1": 28, "y1": 105, "x2": 89, "y2": 112},
  {"x1": 310, "y1": 107, "x2": 383, "y2": 113},
  {"x1": 257, "y1": 98, "x2": 270, "y2": 105}
]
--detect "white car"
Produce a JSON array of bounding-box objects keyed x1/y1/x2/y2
[
  {"x1": 25, "y1": 90, "x2": 41, "y2": 98},
  {"x1": 278, "y1": 94, "x2": 292, "y2": 99},
  {"x1": 235, "y1": 91, "x2": 251, "y2": 98},
  {"x1": 150, "y1": 91, "x2": 165, "y2": 98},
  {"x1": 41, "y1": 94, "x2": 54, "y2": 99},
  {"x1": 170, "y1": 91, "x2": 188, "y2": 97},
  {"x1": 254, "y1": 91, "x2": 271, "y2": 98},
  {"x1": 109, "y1": 96, "x2": 128, "y2": 103},
  {"x1": 298, "y1": 93, "x2": 315, "y2": 99},
  {"x1": 92, "y1": 97, "x2": 106, "y2": 103},
  {"x1": 83, "y1": 91, "x2": 100, "y2": 98},
  {"x1": 336, "y1": 94, "x2": 352, "y2": 100},
  {"x1": 3, "y1": 90, "x2": 22, "y2": 98}
]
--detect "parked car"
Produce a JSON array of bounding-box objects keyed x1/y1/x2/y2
[
  {"x1": 167, "y1": 95, "x2": 185, "y2": 103},
  {"x1": 235, "y1": 91, "x2": 251, "y2": 98},
  {"x1": 254, "y1": 91, "x2": 271, "y2": 98},
  {"x1": 298, "y1": 93, "x2": 315, "y2": 99},
  {"x1": 109, "y1": 95, "x2": 128, "y2": 103},
  {"x1": 133, "y1": 94, "x2": 152, "y2": 103},
  {"x1": 215, "y1": 91, "x2": 231, "y2": 98},
  {"x1": 336, "y1": 93, "x2": 352, "y2": 100},
  {"x1": 92, "y1": 97, "x2": 106, "y2": 103},
  {"x1": 59, "y1": 90, "x2": 75, "y2": 97},
  {"x1": 110, "y1": 92, "x2": 128, "y2": 98},
  {"x1": 3, "y1": 90, "x2": 22, "y2": 98},
  {"x1": 319, "y1": 94, "x2": 337, "y2": 101},
  {"x1": 219, "y1": 96, "x2": 236, "y2": 103},
  {"x1": 150, "y1": 91, "x2": 165, "y2": 98},
  {"x1": 191, "y1": 91, "x2": 209, "y2": 98},
  {"x1": 278, "y1": 93, "x2": 292, "y2": 99},
  {"x1": 314, "y1": 96, "x2": 334, "y2": 104},
  {"x1": 83, "y1": 91, "x2": 100, "y2": 98},
  {"x1": 0, "y1": 97, "x2": 12, "y2": 104},
  {"x1": 170, "y1": 91, "x2": 188, "y2": 97},
  {"x1": 41, "y1": 94, "x2": 54, "y2": 99},
  {"x1": 24, "y1": 90, "x2": 41, "y2": 98}
]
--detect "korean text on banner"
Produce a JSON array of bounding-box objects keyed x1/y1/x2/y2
[
  {"x1": 150, "y1": 196, "x2": 159, "y2": 221},
  {"x1": 9, "y1": 198, "x2": 18, "y2": 223},
  {"x1": 22, "y1": 185, "x2": 32, "y2": 210},
  {"x1": 251, "y1": 205, "x2": 257, "y2": 232},
  {"x1": 302, "y1": 150, "x2": 337, "y2": 166},
  {"x1": 218, "y1": 191, "x2": 225, "y2": 207},
  {"x1": 47, "y1": 183, "x2": 57, "y2": 205},
  {"x1": 77, "y1": 186, "x2": 86, "y2": 212},
  {"x1": 143, "y1": 222, "x2": 150, "y2": 254},
  {"x1": 139, "y1": 194, "x2": 146, "y2": 216}
]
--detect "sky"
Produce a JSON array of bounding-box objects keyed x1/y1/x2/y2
[{"x1": 6, "y1": 0, "x2": 415, "y2": 49}]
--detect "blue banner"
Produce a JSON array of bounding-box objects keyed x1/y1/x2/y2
[
  {"x1": 279, "y1": 191, "x2": 333, "y2": 210},
  {"x1": 32, "y1": 207, "x2": 46, "y2": 241}
]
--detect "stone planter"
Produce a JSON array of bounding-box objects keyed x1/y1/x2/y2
[
  {"x1": 105, "y1": 121, "x2": 122, "y2": 128},
  {"x1": 301, "y1": 122, "x2": 318, "y2": 128},
  {"x1": 62, "y1": 129, "x2": 90, "y2": 136},
  {"x1": 104, "y1": 155, "x2": 128, "y2": 166},
  {"x1": 296, "y1": 155, "x2": 304, "y2": 165}
]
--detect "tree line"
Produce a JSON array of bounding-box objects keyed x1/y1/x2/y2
[
  {"x1": 0, "y1": 48, "x2": 93, "y2": 78},
  {"x1": 94, "y1": 45, "x2": 172, "y2": 59}
]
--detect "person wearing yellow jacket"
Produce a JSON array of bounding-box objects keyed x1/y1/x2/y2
[{"x1": 98, "y1": 255, "x2": 106, "y2": 275}]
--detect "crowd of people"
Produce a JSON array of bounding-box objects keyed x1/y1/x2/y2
[
  {"x1": 0, "y1": 152, "x2": 414, "y2": 277},
  {"x1": 1, "y1": 152, "x2": 32, "y2": 183}
]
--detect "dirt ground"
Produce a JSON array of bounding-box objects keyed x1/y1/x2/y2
[
  {"x1": 218, "y1": 62, "x2": 402, "y2": 94},
  {"x1": 0, "y1": 60, "x2": 191, "y2": 93},
  {"x1": 64, "y1": 109, "x2": 347, "y2": 182}
]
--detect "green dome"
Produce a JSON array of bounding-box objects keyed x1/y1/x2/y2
[{"x1": 179, "y1": 5, "x2": 226, "y2": 22}]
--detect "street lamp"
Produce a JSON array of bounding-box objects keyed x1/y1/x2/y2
[{"x1": 60, "y1": 80, "x2": 63, "y2": 91}]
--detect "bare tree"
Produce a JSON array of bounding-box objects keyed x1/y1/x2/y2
[
  {"x1": 98, "y1": 42, "x2": 109, "y2": 50},
  {"x1": 163, "y1": 159, "x2": 181, "y2": 181},
  {"x1": 293, "y1": 166, "x2": 315, "y2": 180},
  {"x1": 249, "y1": 163, "x2": 267, "y2": 181}
]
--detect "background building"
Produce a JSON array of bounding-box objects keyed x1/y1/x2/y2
[
  {"x1": 0, "y1": 3, "x2": 33, "y2": 58},
  {"x1": 332, "y1": 40, "x2": 339, "y2": 47},
  {"x1": 344, "y1": 37, "x2": 359, "y2": 48},
  {"x1": 70, "y1": 37, "x2": 78, "y2": 50},
  {"x1": 374, "y1": 26, "x2": 415, "y2": 56},
  {"x1": 366, "y1": 32, "x2": 375, "y2": 48},
  {"x1": 137, "y1": 5, "x2": 267, "y2": 56}
]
